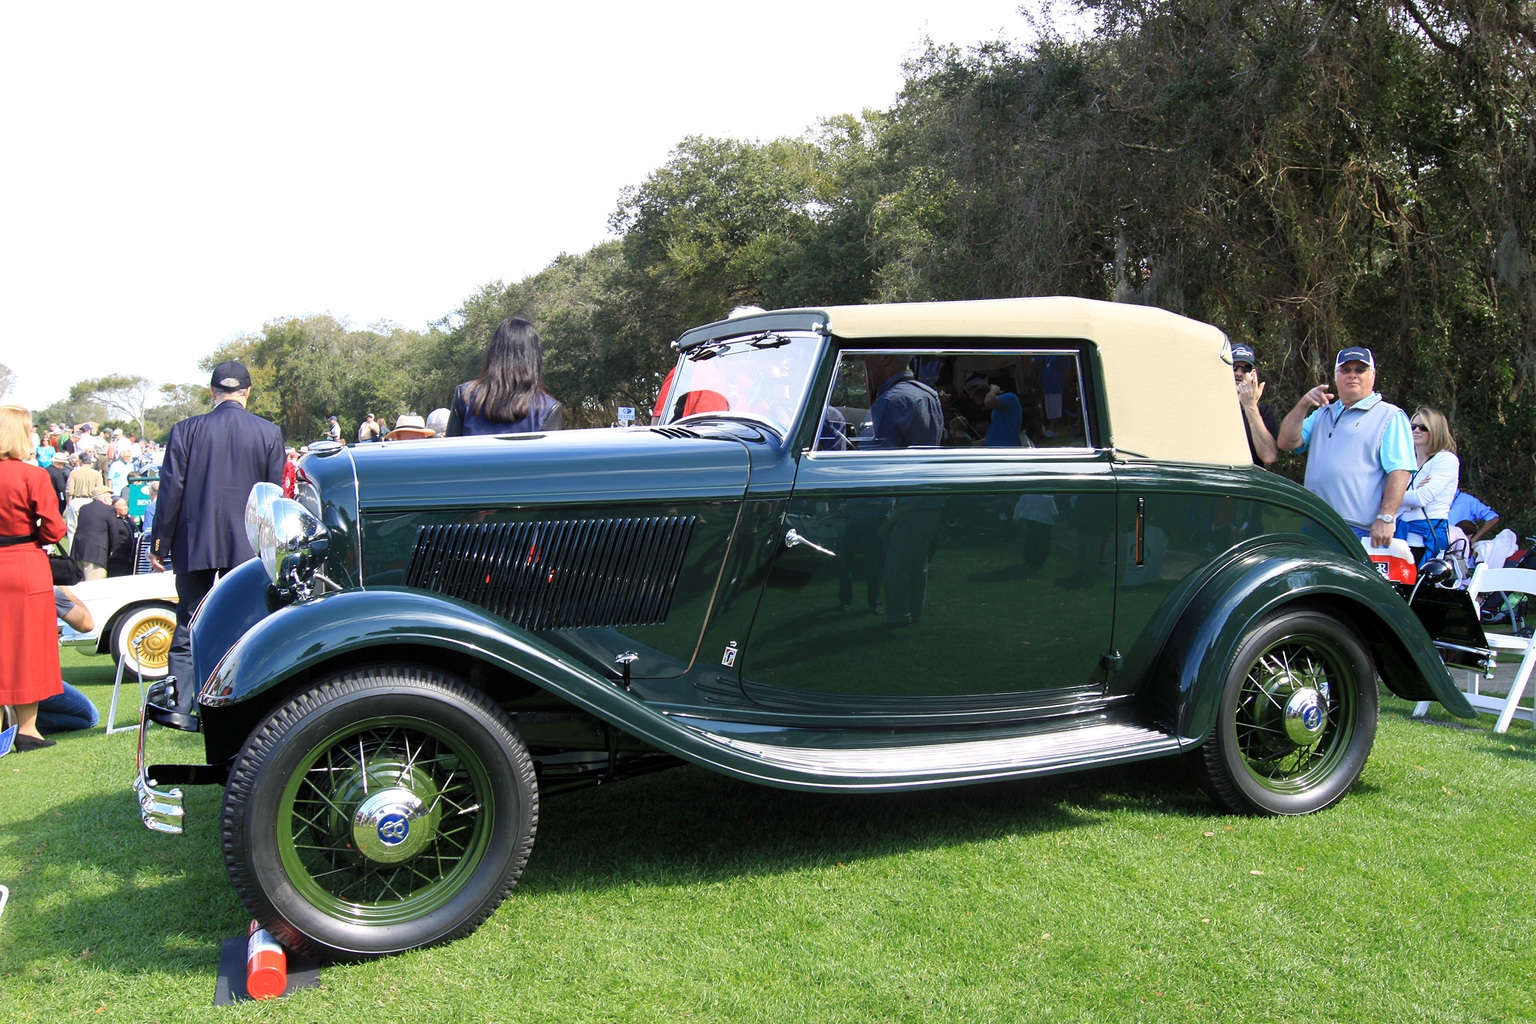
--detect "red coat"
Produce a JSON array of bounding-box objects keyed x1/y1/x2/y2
[{"x1": 0, "y1": 459, "x2": 66, "y2": 705}]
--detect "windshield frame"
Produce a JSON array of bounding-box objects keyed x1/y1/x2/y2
[{"x1": 657, "y1": 329, "x2": 827, "y2": 439}]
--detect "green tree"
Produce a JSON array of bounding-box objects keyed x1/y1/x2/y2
[
  {"x1": 853, "y1": 1, "x2": 1532, "y2": 515},
  {"x1": 69, "y1": 374, "x2": 159, "y2": 438},
  {"x1": 612, "y1": 134, "x2": 867, "y2": 331},
  {"x1": 426, "y1": 244, "x2": 675, "y2": 426},
  {"x1": 143, "y1": 383, "x2": 213, "y2": 440}
]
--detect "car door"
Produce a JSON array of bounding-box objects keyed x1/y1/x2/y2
[{"x1": 736, "y1": 346, "x2": 1119, "y2": 718}]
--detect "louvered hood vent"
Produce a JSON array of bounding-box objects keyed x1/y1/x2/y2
[{"x1": 404, "y1": 517, "x2": 697, "y2": 629}]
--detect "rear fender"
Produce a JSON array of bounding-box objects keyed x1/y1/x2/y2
[{"x1": 1150, "y1": 546, "x2": 1476, "y2": 742}]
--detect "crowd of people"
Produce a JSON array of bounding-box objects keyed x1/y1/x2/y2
[{"x1": 2, "y1": 315, "x2": 566, "y2": 751}]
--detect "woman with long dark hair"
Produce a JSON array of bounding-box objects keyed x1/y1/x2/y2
[{"x1": 446, "y1": 317, "x2": 564, "y2": 436}]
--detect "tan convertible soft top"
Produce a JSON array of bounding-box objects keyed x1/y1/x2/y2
[{"x1": 821, "y1": 297, "x2": 1249, "y2": 466}]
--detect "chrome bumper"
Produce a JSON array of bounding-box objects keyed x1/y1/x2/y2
[
  {"x1": 134, "y1": 700, "x2": 185, "y2": 835},
  {"x1": 1435, "y1": 640, "x2": 1497, "y2": 677}
]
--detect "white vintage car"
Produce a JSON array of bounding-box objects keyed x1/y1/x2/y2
[{"x1": 61, "y1": 571, "x2": 177, "y2": 679}]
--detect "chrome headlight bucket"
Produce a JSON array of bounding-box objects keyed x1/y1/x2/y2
[
  {"x1": 257, "y1": 497, "x2": 330, "y2": 599},
  {"x1": 245, "y1": 481, "x2": 283, "y2": 553}
]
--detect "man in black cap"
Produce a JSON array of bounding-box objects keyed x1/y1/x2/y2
[
  {"x1": 1232, "y1": 343, "x2": 1279, "y2": 465},
  {"x1": 149, "y1": 360, "x2": 284, "y2": 721}
]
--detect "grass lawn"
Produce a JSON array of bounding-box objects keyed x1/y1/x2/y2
[{"x1": 1, "y1": 648, "x2": 1532, "y2": 1023}]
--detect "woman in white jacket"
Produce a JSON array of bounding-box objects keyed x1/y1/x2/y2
[{"x1": 1396, "y1": 406, "x2": 1458, "y2": 563}]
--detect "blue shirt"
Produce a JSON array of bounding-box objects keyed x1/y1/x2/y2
[
  {"x1": 984, "y1": 392, "x2": 1024, "y2": 447},
  {"x1": 1297, "y1": 393, "x2": 1416, "y2": 470},
  {"x1": 1449, "y1": 491, "x2": 1498, "y2": 525},
  {"x1": 1296, "y1": 392, "x2": 1415, "y2": 530}
]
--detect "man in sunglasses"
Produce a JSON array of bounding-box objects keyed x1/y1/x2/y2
[
  {"x1": 1277, "y1": 346, "x2": 1415, "y2": 546},
  {"x1": 1232, "y1": 343, "x2": 1279, "y2": 465}
]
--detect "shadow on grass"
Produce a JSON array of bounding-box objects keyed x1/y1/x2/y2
[
  {"x1": 0, "y1": 785, "x2": 238, "y2": 972},
  {"x1": 1477, "y1": 726, "x2": 1536, "y2": 763},
  {"x1": 32, "y1": 644, "x2": 1232, "y2": 962},
  {"x1": 2, "y1": 750, "x2": 1214, "y2": 971},
  {"x1": 522, "y1": 757, "x2": 1215, "y2": 894}
]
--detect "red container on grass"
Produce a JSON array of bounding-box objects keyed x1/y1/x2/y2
[{"x1": 246, "y1": 920, "x2": 287, "y2": 999}]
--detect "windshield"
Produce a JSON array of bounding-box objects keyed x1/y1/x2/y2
[{"x1": 659, "y1": 330, "x2": 822, "y2": 437}]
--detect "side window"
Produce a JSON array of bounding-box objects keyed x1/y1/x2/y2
[{"x1": 814, "y1": 349, "x2": 1090, "y2": 452}]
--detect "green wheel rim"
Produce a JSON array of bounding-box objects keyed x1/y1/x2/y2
[
  {"x1": 275, "y1": 717, "x2": 496, "y2": 925},
  {"x1": 1233, "y1": 631, "x2": 1358, "y2": 794}
]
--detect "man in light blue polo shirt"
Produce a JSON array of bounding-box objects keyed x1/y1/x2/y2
[{"x1": 1277, "y1": 346, "x2": 1415, "y2": 546}]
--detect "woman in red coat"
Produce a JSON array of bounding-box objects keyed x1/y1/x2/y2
[{"x1": 0, "y1": 405, "x2": 67, "y2": 751}]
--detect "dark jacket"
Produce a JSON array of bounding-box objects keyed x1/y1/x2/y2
[
  {"x1": 447, "y1": 384, "x2": 563, "y2": 436},
  {"x1": 151, "y1": 400, "x2": 285, "y2": 572},
  {"x1": 46, "y1": 465, "x2": 70, "y2": 510},
  {"x1": 107, "y1": 519, "x2": 138, "y2": 577},
  {"x1": 74, "y1": 497, "x2": 130, "y2": 568}
]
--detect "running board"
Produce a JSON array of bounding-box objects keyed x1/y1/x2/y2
[{"x1": 669, "y1": 716, "x2": 1185, "y2": 791}]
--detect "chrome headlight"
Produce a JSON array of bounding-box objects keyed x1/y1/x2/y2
[
  {"x1": 245, "y1": 481, "x2": 283, "y2": 553},
  {"x1": 257, "y1": 497, "x2": 330, "y2": 597}
]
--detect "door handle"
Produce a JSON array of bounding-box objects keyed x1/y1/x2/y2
[{"x1": 784, "y1": 529, "x2": 835, "y2": 557}]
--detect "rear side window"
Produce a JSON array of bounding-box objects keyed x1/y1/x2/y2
[{"x1": 814, "y1": 348, "x2": 1091, "y2": 453}]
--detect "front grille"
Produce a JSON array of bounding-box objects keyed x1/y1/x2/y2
[{"x1": 404, "y1": 517, "x2": 696, "y2": 629}]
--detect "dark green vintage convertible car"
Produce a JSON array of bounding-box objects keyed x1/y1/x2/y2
[{"x1": 135, "y1": 297, "x2": 1482, "y2": 960}]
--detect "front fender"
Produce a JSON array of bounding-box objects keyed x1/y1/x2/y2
[
  {"x1": 191, "y1": 558, "x2": 274, "y2": 696},
  {"x1": 192, "y1": 588, "x2": 899, "y2": 792},
  {"x1": 1152, "y1": 545, "x2": 1476, "y2": 742},
  {"x1": 200, "y1": 587, "x2": 599, "y2": 711}
]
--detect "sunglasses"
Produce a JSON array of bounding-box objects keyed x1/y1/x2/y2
[{"x1": 1411, "y1": 423, "x2": 1428, "y2": 432}]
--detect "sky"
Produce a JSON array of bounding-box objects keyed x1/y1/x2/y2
[{"x1": 0, "y1": 2, "x2": 1057, "y2": 412}]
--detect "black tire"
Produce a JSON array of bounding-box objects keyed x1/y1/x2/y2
[
  {"x1": 110, "y1": 603, "x2": 177, "y2": 680},
  {"x1": 221, "y1": 665, "x2": 538, "y2": 960},
  {"x1": 1191, "y1": 609, "x2": 1378, "y2": 816}
]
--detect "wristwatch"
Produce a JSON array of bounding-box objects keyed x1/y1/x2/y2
[{"x1": 1376, "y1": 514, "x2": 1395, "y2": 524}]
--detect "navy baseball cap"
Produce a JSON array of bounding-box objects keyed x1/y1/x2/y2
[
  {"x1": 210, "y1": 360, "x2": 252, "y2": 390},
  {"x1": 1335, "y1": 347, "x2": 1375, "y2": 370},
  {"x1": 1230, "y1": 343, "x2": 1256, "y2": 367}
]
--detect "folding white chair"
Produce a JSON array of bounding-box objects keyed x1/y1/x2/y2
[{"x1": 1414, "y1": 563, "x2": 1536, "y2": 733}]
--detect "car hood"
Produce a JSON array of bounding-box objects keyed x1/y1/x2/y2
[{"x1": 342, "y1": 426, "x2": 753, "y2": 511}]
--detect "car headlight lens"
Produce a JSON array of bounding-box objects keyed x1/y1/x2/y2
[
  {"x1": 257, "y1": 497, "x2": 329, "y2": 595},
  {"x1": 245, "y1": 482, "x2": 283, "y2": 553}
]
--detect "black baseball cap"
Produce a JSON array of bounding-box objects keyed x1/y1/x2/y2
[
  {"x1": 1230, "y1": 343, "x2": 1257, "y2": 367},
  {"x1": 210, "y1": 360, "x2": 252, "y2": 390}
]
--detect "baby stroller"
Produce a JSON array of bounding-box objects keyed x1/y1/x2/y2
[{"x1": 1473, "y1": 532, "x2": 1535, "y2": 638}]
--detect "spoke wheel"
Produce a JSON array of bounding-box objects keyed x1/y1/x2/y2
[
  {"x1": 1192, "y1": 609, "x2": 1378, "y2": 816},
  {"x1": 222, "y1": 666, "x2": 537, "y2": 960}
]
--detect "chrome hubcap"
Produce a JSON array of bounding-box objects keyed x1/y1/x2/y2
[
  {"x1": 353, "y1": 788, "x2": 435, "y2": 862},
  {"x1": 1282, "y1": 686, "x2": 1326, "y2": 744},
  {"x1": 325, "y1": 755, "x2": 443, "y2": 866}
]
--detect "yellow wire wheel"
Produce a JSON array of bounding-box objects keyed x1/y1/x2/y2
[{"x1": 115, "y1": 604, "x2": 177, "y2": 679}]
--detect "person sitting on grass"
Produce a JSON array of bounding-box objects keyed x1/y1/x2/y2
[{"x1": 39, "y1": 586, "x2": 101, "y2": 733}]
